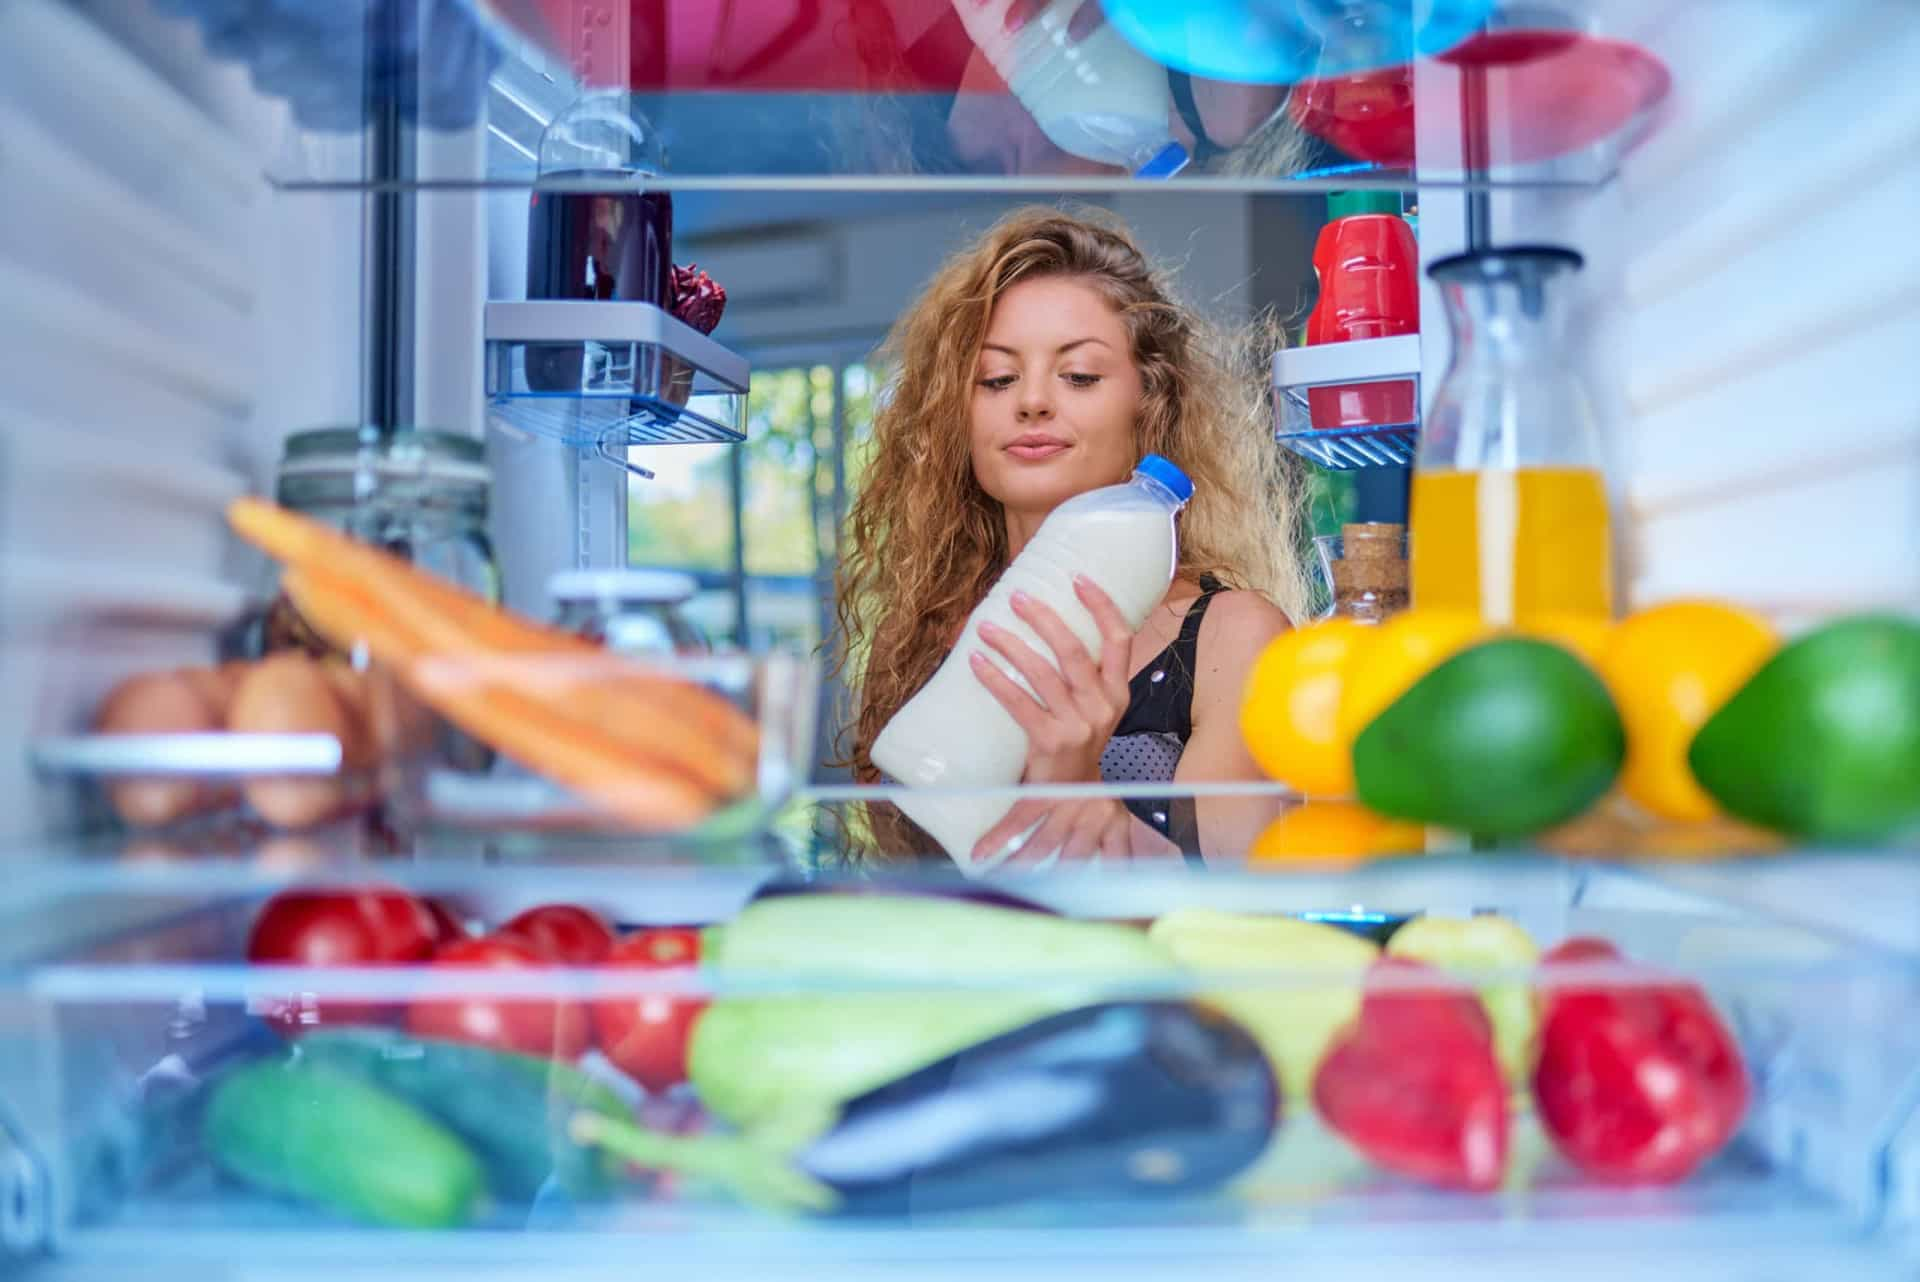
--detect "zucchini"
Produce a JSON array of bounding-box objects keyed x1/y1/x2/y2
[
  {"x1": 203, "y1": 1060, "x2": 483, "y2": 1228},
  {"x1": 294, "y1": 1027, "x2": 629, "y2": 1202},
  {"x1": 706, "y1": 893, "x2": 1173, "y2": 980}
]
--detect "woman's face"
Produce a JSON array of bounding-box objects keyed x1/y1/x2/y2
[{"x1": 969, "y1": 276, "x2": 1145, "y2": 517}]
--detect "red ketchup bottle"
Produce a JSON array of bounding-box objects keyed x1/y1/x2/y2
[{"x1": 1304, "y1": 191, "x2": 1420, "y2": 432}]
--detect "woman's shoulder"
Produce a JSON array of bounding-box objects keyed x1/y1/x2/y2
[
  {"x1": 1191, "y1": 588, "x2": 1292, "y2": 699},
  {"x1": 1197, "y1": 586, "x2": 1293, "y2": 643}
]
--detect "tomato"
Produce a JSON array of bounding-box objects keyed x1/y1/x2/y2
[
  {"x1": 422, "y1": 897, "x2": 468, "y2": 946},
  {"x1": 406, "y1": 936, "x2": 592, "y2": 1060},
  {"x1": 592, "y1": 928, "x2": 707, "y2": 1093},
  {"x1": 496, "y1": 903, "x2": 616, "y2": 964},
  {"x1": 246, "y1": 886, "x2": 439, "y2": 1033},
  {"x1": 1533, "y1": 938, "x2": 1749, "y2": 1183},
  {"x1": 1312, "y1": 957, "x2": 1508, "y2": 1191}
]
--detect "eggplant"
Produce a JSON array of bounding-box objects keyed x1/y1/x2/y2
[
  {"x1": 576, "y1": 1001, "x2": 1278, "y2": 1218},
  {"x1": 748, "y1": 875, "x2": 1053, "y2": 916},
  {"x1": 796, "y1": 1000, "x2": 1277, "y2": 1217}
]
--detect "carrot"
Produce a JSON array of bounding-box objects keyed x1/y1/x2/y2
[
  {"x1": 233, "y1": 498, "x2": 759, "y2": 783},
  {"x1": 286, "y1": 568, "x2": 718, "y2": 830},
  {"x1": 231, "y1": 498, "x2": 759, "y2": 761}
]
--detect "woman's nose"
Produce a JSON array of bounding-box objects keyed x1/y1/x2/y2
[{"x1": 1016, "y1": 376, "x2": 1054, "y2": 420}]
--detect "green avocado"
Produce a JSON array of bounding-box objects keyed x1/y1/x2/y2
[
  {"x1": 1689, "y1": 614, "x2": 1920, "y2": 842},
  {"x1": 1352, "y1": 637, "x2": 1625, "y2": 838}
]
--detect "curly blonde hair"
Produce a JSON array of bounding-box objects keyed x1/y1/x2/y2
[{"x1": 833, "y1": 205, "x2": 1310, "y2": 785}]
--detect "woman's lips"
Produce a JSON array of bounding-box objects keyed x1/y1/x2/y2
[{"x1": 1005, "y1": 438, "x2": 1070, "y2": 461}]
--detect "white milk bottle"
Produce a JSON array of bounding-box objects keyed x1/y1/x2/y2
[
  {"x1": 949, "y1": 0, "x2": 1188, "y2": 175},
  {"x1": 871, "y1": 455, "x2": 1194, "y2": 868}
]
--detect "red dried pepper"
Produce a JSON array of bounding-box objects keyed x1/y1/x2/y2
[{"x1": 671, "y1": 264, "x2": 727, "y2": 335}]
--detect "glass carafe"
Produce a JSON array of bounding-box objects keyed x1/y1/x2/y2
[{"x1": 1410, "y1": 246, "x2": 1614, "y2": 625}]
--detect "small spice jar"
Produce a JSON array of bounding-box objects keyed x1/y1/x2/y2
[
  {"x1": 244, "y1": 428, "x2": 499, "y2": 659},
  {"x1": 549, "y1": 569, "x2": 709, "y2": 657},
  {"x1": 1316, "y1": 522, "x2": 1409, "y2": 622}
]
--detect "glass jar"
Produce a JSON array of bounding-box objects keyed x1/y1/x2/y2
[
  {"x1": 243, "y1": 427, "x2": 499, "y2": 658},
  {"x1": 550, "y1": 569, "x2": 709, "y2": 657},
  {"x1": 525, "y1": 92, "x2": 674, "y2": 395},
  {"x1": 1410, "y1": 245, "x2": 1614, "y2": 625},
  {"x1": 1315, "y1": 523, "x2": 1409, "y2": 622}
]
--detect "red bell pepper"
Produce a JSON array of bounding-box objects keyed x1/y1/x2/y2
[
  {"x1": 1312, "y1": 957, "x2": 1508, "y2": 1191},
  {"x1": 1533, "y1": 937, "x2": 1750, "y2": 1183}
]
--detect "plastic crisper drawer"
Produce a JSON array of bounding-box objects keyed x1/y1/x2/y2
[{"x1": 0, "y1": 855, "x2": 1914, "y2": 1281}]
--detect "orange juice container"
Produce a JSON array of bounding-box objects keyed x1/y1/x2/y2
[{"x1": 1410, "y1": 246, "x2": 1614, "y2": 626}]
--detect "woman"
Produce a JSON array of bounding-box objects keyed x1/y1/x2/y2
[{"x1": 835, "y1": 207, "x2": 1311, "y2": 865}]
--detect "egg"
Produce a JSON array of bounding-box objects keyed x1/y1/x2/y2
[
  {"x1": 227, "y1": 654, "x2": 356, "y2": 829},
  {"x1": 253, "y1": 833, "x2": 331, "y2": 871},
  {"x1": 93, "y1": 670, "x2": 225, "y2": 828},
  {"x1": 317, "y1": 660, "x2": 375, "y2": 768},
  {"x1": 364, "y1": 664, "x2": 437, "y2": 762}
]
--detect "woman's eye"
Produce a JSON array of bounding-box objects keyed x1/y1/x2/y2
[
  {"x1": 1063, "y1": 373, "x2": 1102, "y2": 388},
  {"x1": 978, "y1": 374, "x2": 1017, "y2": 391}
]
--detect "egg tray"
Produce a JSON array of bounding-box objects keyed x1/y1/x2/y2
[
  {"x1": 30, "y1": 734, "x2": 347, "y2": 778},
  {"x1": 29, "y1": 734, "x2": 386, "y2": 833}
]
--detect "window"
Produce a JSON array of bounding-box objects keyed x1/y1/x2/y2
[{"x1": 628, "y1": 353, "x2": 882, "y2": 652}]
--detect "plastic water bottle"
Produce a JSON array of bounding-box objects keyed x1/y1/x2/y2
[
  {"x1": 872, "y1": 455, "x2": 1195, "y2": 865},
  {"x1": 948, "y1": 0, "x2": 1188, "y2": 176}
]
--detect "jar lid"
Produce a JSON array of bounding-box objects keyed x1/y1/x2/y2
[
  {"x1": 277, "y1": 427, "x2": 490, "y2": 486},
  {"x1": 1427, "y1": 245, "x2": 1584, "y2": 284},
  {"x1": 549, "y1": 568, "x2": 698, "y2": 606},
  {"x1": 1327, "y1": 191, "x2": 1403, "y2": 220}
]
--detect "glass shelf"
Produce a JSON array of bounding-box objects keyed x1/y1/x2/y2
[{"x1": 230, "y1": 0, "x2": 1672, "y2": 191}]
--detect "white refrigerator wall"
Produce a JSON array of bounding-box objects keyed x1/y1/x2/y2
[
  {"x1": 1418, "y1": 0, "x2": 1920, "y2": 624},
  {"x1": 0, "y1": 1, "x2": 365, "y2": 841}
]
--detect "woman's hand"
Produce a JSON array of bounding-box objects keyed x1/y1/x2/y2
[
  {"x1": 967, "y1": 576, "x2": 1133, "y2": 785},
  {"x1": 945, "y1": 1, "x2": 1289, "y2": 175},
  {"x1": 970, "y1": 796, "x2": 1135, "y2": 867}
]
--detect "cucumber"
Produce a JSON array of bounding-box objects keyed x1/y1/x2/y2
[
  {"x1": 294, "y1": 1028, "x2": 628, "y2": 1202},
  {"x1": 203, "y1": 1060, "x2": 483, "y2": 1228}
]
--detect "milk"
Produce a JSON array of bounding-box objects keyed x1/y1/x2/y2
[
  {"x1": 871, "y1": 456, "x2": 1194, "y2": 867},
  {"x1": 949, "y1": 0, "x2": 1187, "y2": 175}
]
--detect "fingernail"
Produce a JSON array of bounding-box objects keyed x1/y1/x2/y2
[
  {"x1": 1004, "y1": 0, "x2": 1034, "y2": 34},
  {"x1": 1011, "y1": 590, "x2": 1032, "y2": 608},
  {"x1": 969, "y1": 650, "x2": 988, "y2": 666},
  {"x1": 1066, "y1": 0, "x2": 1104, "y2": 43},
  {"x1": 978, "y1": 621, "x2": 1000, "y2": 639}
]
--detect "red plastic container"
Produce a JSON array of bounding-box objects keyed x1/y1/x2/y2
[{"x1": 1303, "y1": 203, "x2": 1420, "y2": 431}]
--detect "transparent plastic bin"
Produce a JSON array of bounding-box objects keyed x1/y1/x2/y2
[
  {"x1": 373, "y1": 650, "x2": 819, "y2": 847},
  {"x1": 1272, "y1": 335, "x2": 1422, "y2": 471},
  {"x1": 1, "y1": 853, "x2": 1915, "y2": 1276},
  {"x1": 483, "y1": 301, "x2": 750, "y2": 460},
  {"x1": 28, "y1": 653, "x2": 817, "y2": 858}
]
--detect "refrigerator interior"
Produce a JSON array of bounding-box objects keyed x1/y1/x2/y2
[
  {"x1": 1, "y1": 0, "x2": 1917, "y2": 1277},
  {"x1": 2, "y1": 852, "x2": 1918, "y2": 1280}
]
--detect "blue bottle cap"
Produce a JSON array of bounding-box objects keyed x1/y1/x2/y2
[
  {"x1": 1136, "y1": 453, "x2": 1195, "y2": 504},
  {"x1": 1133, "y1": 140, "x2": 1191, "y2": 179}
]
